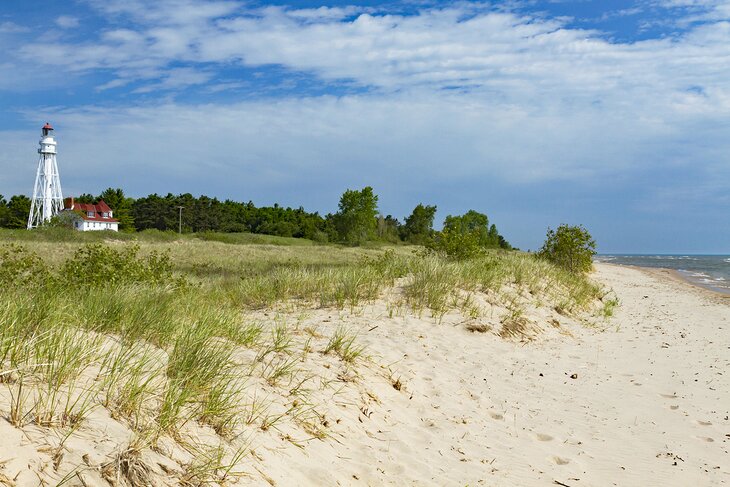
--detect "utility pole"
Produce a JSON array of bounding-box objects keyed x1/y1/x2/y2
[{"x1": 177, "y1": 206, "x2": 184, "y2": 234}]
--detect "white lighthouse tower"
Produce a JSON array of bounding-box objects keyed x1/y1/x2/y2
[{"x1": 27, "y1": 123, "x2": 64, "y2": 229}]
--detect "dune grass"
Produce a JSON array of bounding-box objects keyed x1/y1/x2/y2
[{"x1": 0, "y1": 230, "x2": 607, "y2": 483}]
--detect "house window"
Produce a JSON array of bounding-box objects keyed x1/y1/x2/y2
[
  {"x1": 87, "y1": 211, "x2": 94, "y2": 218},
  {"x1": 103, "y1": 212, "x2": 109, "y2": 218}
]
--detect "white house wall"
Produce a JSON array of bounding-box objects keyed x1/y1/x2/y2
[{"x1": 75, "y1": 220, "x2": 118, "y2": 232}]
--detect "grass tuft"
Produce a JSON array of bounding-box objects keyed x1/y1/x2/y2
[{"x1": 323, "y1": 327, "x2": 365, "y2": 363}]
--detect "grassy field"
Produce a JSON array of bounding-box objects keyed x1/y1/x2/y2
[{"x1": 0, "y1": 228, "x2": 608, "y2": 485}]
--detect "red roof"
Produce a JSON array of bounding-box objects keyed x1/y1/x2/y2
[
  {"x1": 64, "y1": 198, "x2": 119, "y2": 222},
  {"x1": 96, "y1": 200, "x2": 112, "y2": 213},
  {"x1": 43, "y1": 123, "x2": 53, "y2": 130}
]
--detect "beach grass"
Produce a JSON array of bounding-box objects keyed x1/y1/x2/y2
[{"x1": 0, "y1": 229, "x2": 607, "y2": 483}]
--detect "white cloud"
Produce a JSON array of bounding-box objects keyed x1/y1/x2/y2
[
  {"x1": 55, "y1": 15, "x2": 80, "y2": 29},
  {"x1": 653, "y1": 0, "x2": 730, "y2": 22},
  {"x1": 285, "y1": 6, "x2": 366, "y2": 21},
  {"x1": 83, "y1": 0, "x2": 240, "y2": 25},
  {"x1": 132, "y1": 68, "x2": 213, "y2": 93},
  {"x1": 12, "y1": 1, "x2": 730, "y2": 109},
  {"x1": 0, "y1": 21, "x2": 29, "y2": 33},
  {"x1": 7, "y1": 88, "x2": 727, "y2": 188}
]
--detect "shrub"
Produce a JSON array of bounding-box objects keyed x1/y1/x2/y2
[
  {"x1": 0, "y1": 244, "x2": 50, "y2": 286},
  {"x1": 310, "y1": 230, "x2": 329, "y2": 244},
  {"x1": 61, "y1": 243, "x2": 178, "y2": 286},
  {"x1": 537, "y1": 224, "x2": 596, "y2": 274},
  {"x1": 428, "y1": 227, "x2": 484, "y2": 260}
]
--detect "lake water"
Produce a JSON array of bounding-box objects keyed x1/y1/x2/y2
[{"x1": 595, "y1": 255, "x2": 730, "y2": 295}]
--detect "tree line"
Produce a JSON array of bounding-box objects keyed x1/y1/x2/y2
[{"x1": 0, "y1": 187, "x2": 512, "y2": 249}]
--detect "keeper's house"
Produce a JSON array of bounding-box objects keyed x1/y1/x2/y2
[{"x1": 63, "y1": 198, "x2": 119, "y2": 232}]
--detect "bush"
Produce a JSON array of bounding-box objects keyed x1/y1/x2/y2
[
  {"x1": 0, "y1": 244, "x2": 50, "y2": 286},
  {"x1": 537, "y1": 224, "x2": 596, "y2": 274},
  {"x1": 428, "y1": 227, "x2": 484, "y2": 260},
  {"x1": 311, "y1": 230, "x2": 330, "y2": 244},
  {"x1": 61, "y1": 243, "x2": 179, "y2": 286}
]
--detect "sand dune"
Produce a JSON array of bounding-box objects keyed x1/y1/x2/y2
[{"x1": 0, "y1": 262, "x2": 728, "y2": 485}]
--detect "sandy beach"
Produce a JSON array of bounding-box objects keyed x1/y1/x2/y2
[
  {"x1": 1, "y1": 262, "x2": 728, "y2": 486},
  {"x1": 253, "y1": 262, "x2": 729, "y2": 486}
]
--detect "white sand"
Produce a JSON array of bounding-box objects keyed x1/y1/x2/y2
[
  {"x1": 1, "y1": 262, "x2": 728, "y2": 486},
  {"x1": 253, "y1": 263, "x2": 729, "y2": 486}
]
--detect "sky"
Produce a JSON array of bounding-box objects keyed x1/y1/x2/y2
[{"x1": 0, "y1": 0, "x2": 728, "y2": 253}]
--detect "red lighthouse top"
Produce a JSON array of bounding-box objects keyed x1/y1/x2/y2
[{"x1": 42, "y1": 123, "x2": 54, "y2": 136}]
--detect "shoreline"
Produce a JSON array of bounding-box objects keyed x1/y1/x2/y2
[{"x1": 597, "y1": 261, "x2": 730, "y2": 303}]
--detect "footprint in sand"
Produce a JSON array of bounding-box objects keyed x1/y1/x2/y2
[
  {"x1": 696, "y1": 420, "x2": 712, "y2": 426},
  {"x1": 698, "y1": 437, "x2": 714, "y2": 442},
  {"x1": 489, "y1": 412, "x2": 504, "y2": 420},
  {"x1": 552, "y1": 456, "x2": 571, "y2": 465},
  {"x1": 669, "y1": 405, "x2": 679, "y2": 410},
  {"x1": 536, "y1": 433, "x2": 553, "y2": 442},
  {"x1": 660, "y1": 393, "x2": 678, "y2": 399}
]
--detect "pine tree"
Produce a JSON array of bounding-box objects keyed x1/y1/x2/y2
[{"x1": 98, "y1": 187, "x2": 135, "y2": 231}]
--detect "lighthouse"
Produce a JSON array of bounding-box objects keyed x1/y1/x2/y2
[{"x1": 27, "y1": 123, "x2": 64, "y2": 229}]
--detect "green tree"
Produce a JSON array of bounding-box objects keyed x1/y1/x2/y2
[
  {"x1": 376, "y1": 214, "x2": 401, "y2": 243},
  {"x1": 0, "y1": 195, "x2": 10, "y2": 227},
  {"x1": 131, "y1": 193, "x2": 178, "y2": 231},
  {"x1": 431, "y1": 209, "x2": 512, "y2": 256},
  {"x1": 430, "y1": 226, "x2": 484, "y2": 260},
  {"x1": 98, "y1": 187, "x2": 136, "y2": 231},
  {"x1": 442, "y1": 210, "x2": 512, "y2": 249},
  {"x1": 333, "y1": 186, "x2": 379, "y2": 245},
  {"x1": 6, "y1": 195, "x2": 31, "y2": 229},
  {"x1": 401, "y1": 204, "x2": 437, "y2": 244},
  {"x1": 443, "y1": 210, "x2": 494, "y2": 246},
  {"x1": 537, "y1": 224, "x2": 596, "y2": 274},
  {"x1": 76, "y1": 193, "x2": 95, "y2": 204}
]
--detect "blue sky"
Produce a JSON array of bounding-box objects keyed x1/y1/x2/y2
[{"x1": 1, "y1": 0, "x2": 729, "y2": 252}]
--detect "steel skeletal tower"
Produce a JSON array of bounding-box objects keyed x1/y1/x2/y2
[{"x1": 27, "y1": 123, "x2": 64, "y2": 229}]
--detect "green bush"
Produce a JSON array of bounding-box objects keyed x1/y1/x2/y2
[
  {"x1": 60, "y1": 243, "x2": 178, "y2": 286},
  {"x1": 0, "y1": 244, "x2": 50, "y2": 286},
  {"x1": 428, "y1": 227, "x2": 484, "y2": 260},
  {"x1": 537, "y1": 224, "x2": 596, "y2": 274}
]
